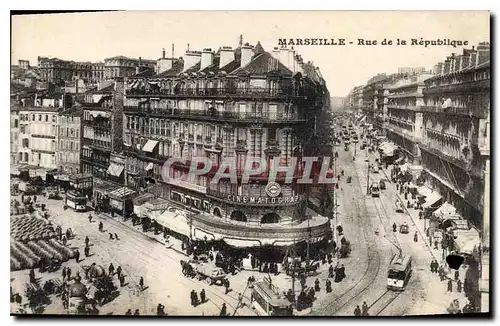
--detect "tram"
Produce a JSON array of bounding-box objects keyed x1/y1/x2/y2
[
  {"x1": 65, "y1": 190, "x2": 88, "y2": 212},
  {"x1": 387, "y1": 254, "x2": 412, "y2": 291},
  {"x1": 251, "y1": 278, "x2": 293, "y2": 316}
]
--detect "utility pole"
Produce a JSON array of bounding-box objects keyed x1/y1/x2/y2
[{"x1": 366, "y1": 161, "x2": 370, "y2": 195}]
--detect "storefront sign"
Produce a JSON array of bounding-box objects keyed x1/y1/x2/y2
[{"x1": 226, "y1": 194, "x2": 303, "y2": 204}]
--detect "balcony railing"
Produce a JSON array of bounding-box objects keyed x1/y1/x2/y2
[
  {"x1": 126, "y1": 86, "x2": 302, "y2": 98},
  {"x1": 387, "y1": 104, "x2": 419, "y2": 111},
  {"x1": 123, "y1": 106, "x2": 305, "y2": 123},
  {"x1": 82, "y1": 138, "x2": 112, "y2": 151}
]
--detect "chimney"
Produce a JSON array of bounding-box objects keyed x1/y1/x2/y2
[
  {"x1": 182, "y1": 50, "x2": 201, "y2": 72},
  {"x1": 470, "y1": 52, "x2": 478, "y2": 67},
  {"x1": 219, "y1": 46, "x2": 234, "y2": 69},
  {"x1": 240, "y1": 43, "x2": 253, "y2": 68},
  {"x1": 436, "y1": 62, "x2": 443, "y2": 75},
  {"x1": 477, "y1": 42, "x2": 490, "y2": 65},
  {"x1": 443, "y1": 59, "x2": 451, "y2": 74},
  {"x1": 455, "y1": 55, "x2": 462, "y2": 71},
  {"x1": 162, "y1": 48, "x2": 166, "y2": 59},
  {"x1": 136, "y1": 57, "x2": 142, "y2": 74},
  {"x1": 201, "y1": 48, "x2": 214, "y2": 70},
  {"x1": 271, "y1": 47, "x2": 280, "y2": 61},
  {"x1": 287, "y1": 48, "x2": 296, "y2": 72}
]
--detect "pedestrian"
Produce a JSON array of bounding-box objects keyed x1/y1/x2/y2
[
  {"x1": 119, "y1": 275, "x2": 126, "y2": 287},
  {"x1": 62, "y1": 267, "x2": 67, "y2": 280},
  {"x1": 447, "y1": 279, "x2": 453, "y2": 292},
  {"x1": 314, "y1": 278, "x2": 320, "y2": 292},
  {"x1": 108, "y1": 263, "x2": 115, "y2": 276},
  {"x1": 139, "y1": 276, "x2": 144, "y2": 290},
  {"x1": 114, "y1": 233, "x2": 119, "y2": 240},
  {"x1": 326, "y1": 279, "x2": 332, "y2": 293},
  {"x1": 454, "y1": 270, "x2": 460, "y2": 281},
  {"x1": 88, "y1": 214, "x2": 92, "y2": 223},
  {"x1": 29, "y1": 269, "x2": 35, "y2": 283},
  {"x1": 457, "y1": 279, "x2": 462, "y2": 293},
  {"x1": 200, "y1": 289, "x2": 206, "y2": 303},
  {"x1": 224, "y1": 278, "x2": 230, "y2": 294},
  {"x1": 392, "y1": 223, "x2": 397, "y2": 232},
  {"x1": 109, "y1": 233, "x2": 114, "y2": 240},
  {"x1": 62, "y1": 235, "x2": 67, "y2": 246},
  {"x1": 414, "y1": 231, "x2": 418, "y2": 242},
  {"x1": 193, "y1": 290, "x2": 200, "y2": 307},
  {"x1": 157, "y1": 303, "x2": 166, "y2": 315},
  {"x1": 220, "y1": 303, "x2": 227, "y2": 316},
  {"x1": 362, "y1": 301, "x2": 369, "y2": 316},
  {"x1": 67, "y1": 267, "x2": 72, "y2": 280},
  {"x1": 190, "y1": 290, "x2": 196, "y2": 307},
  {"x1": 134, "y1": 309, "x2": 140, "y2": 316},
  {"x1": 84, "y1": 246, "x2": 90, "y2": 257},
  {"x1": 34, "y1": 195, "x2": 37, "y2": 203},
  {"x1": 99, "y1": 221, "x2": 103, "y2": 232},
  {"x1": 85, "y1": 236, "x2": 90, "y2": 247},
  {"x1": 328, "y1": 264, "x2": 334, "y2": 278},
  {"x1": 116, "y1": 266, "x2": 122, "y2": 278},
  {"x1": 354, "y1": 305, "x2": 361, "y2": 316},
  {"x1": 74, "y1": 249, "x2": 80, "y2": 263},
  {"x1": 125, "y1": 309, "x2": 132, "y2": 315},
  {"x1": 430, "y1": 260, "x2": 434, "y2": 273},
  {"x1": 66, "y1": 229, "x2": 71, "y2": 239},
  {"x1": 340, "y1": 264, "x2": 346, "y2": 280},
  {"x1": 300, "y1": 276, "x2": 306, "y2": 289}
]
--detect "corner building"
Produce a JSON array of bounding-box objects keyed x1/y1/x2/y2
[{"x1": 124, "y1": 42, "x2": 331, "y2": 249}]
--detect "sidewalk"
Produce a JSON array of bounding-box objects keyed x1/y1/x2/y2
[
  {"x1": 380, "y1": 163, "x2": 470, "y2": 309},
  {"x1": 95, "y1": 212, "x2": 188, "y2": 258}
]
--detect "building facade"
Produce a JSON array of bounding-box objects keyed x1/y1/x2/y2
[
  {"x1": 81, "y1": 81, "x2": 124, "y2": 182},
  {"x1": 38, "y1": 57, "x2": 105, "y2": 84},
  {"x1": 18, "y1": 107, "x2": 60, "y2": 169},
  {"x1": 420, "y1": 42, "x2": 490, "y2": 227},
  {"x1": 11, "y1": 105, "x2": 20, "y2": 165},
  {"x1": 386, "y1": 72, "x2": 434, "y2": 163},
  {"x1": 104, "y1": 56, "x2": 156, "y2": 80},
  {"x1": 57, "y1": 107, "x2": 83, "y2": 175},
  {"x1": 123, "y1": 42, "x2": 331, "y2": 248}
]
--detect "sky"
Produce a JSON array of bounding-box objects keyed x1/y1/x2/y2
[{"x1": 11, "y1": 11, "x2": 490, "y2": 97}]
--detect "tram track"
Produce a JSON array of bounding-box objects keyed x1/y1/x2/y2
[
  {"x1": 368, "y1": 289, "x2": 402, "y2": 316},
  {"x1": 312, "y1": 148, "x2": 382, "y2": 316}
]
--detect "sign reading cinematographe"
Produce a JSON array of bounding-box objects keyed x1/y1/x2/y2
[{"x1": 226, "y1": 194, "x2": 303, "y2": 204}]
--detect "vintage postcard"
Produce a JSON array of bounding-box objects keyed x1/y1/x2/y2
[{"x1": 10, "y1": 11, "x2": 490, "y2": 316}]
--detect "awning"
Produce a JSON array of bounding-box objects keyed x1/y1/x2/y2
[
  {"x1": 145, "y1": 162, "x2": 154, "y2": 171},
  {"x1": 108, "y1": 186, "x2": 136, "y2": 200},
  {"x1": 142, "y1": 139, "x2": 159, "y2": 153},
  {"x1": 453, "y1": 229, "x2": 481, "y2": 255},
  {"x1": 434, "y1": 202, "x2": 457, "y2": 218},
  {"x1": 156, "y1": 208, "x2": 190, "y2": 237},
  {"x1": 107, "y1": 163, "x2": 124, "y2": 177},
  {"x1": 418, "y1": 186, "x2": 442, "y2": 208}
]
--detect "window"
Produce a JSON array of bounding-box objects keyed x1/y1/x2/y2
[
  {"x1": 32, "y1": 114, "x2": 35, "y2": 121},
  {"x1": 38, "y1": 115, "x2": 42, "y2": 121},
  {"x1": 45, "y1": 115, "x2": 48, "y2": 122},
  {"x1": 14, "y1": 119, "x2": 18, "y2": 128}
]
